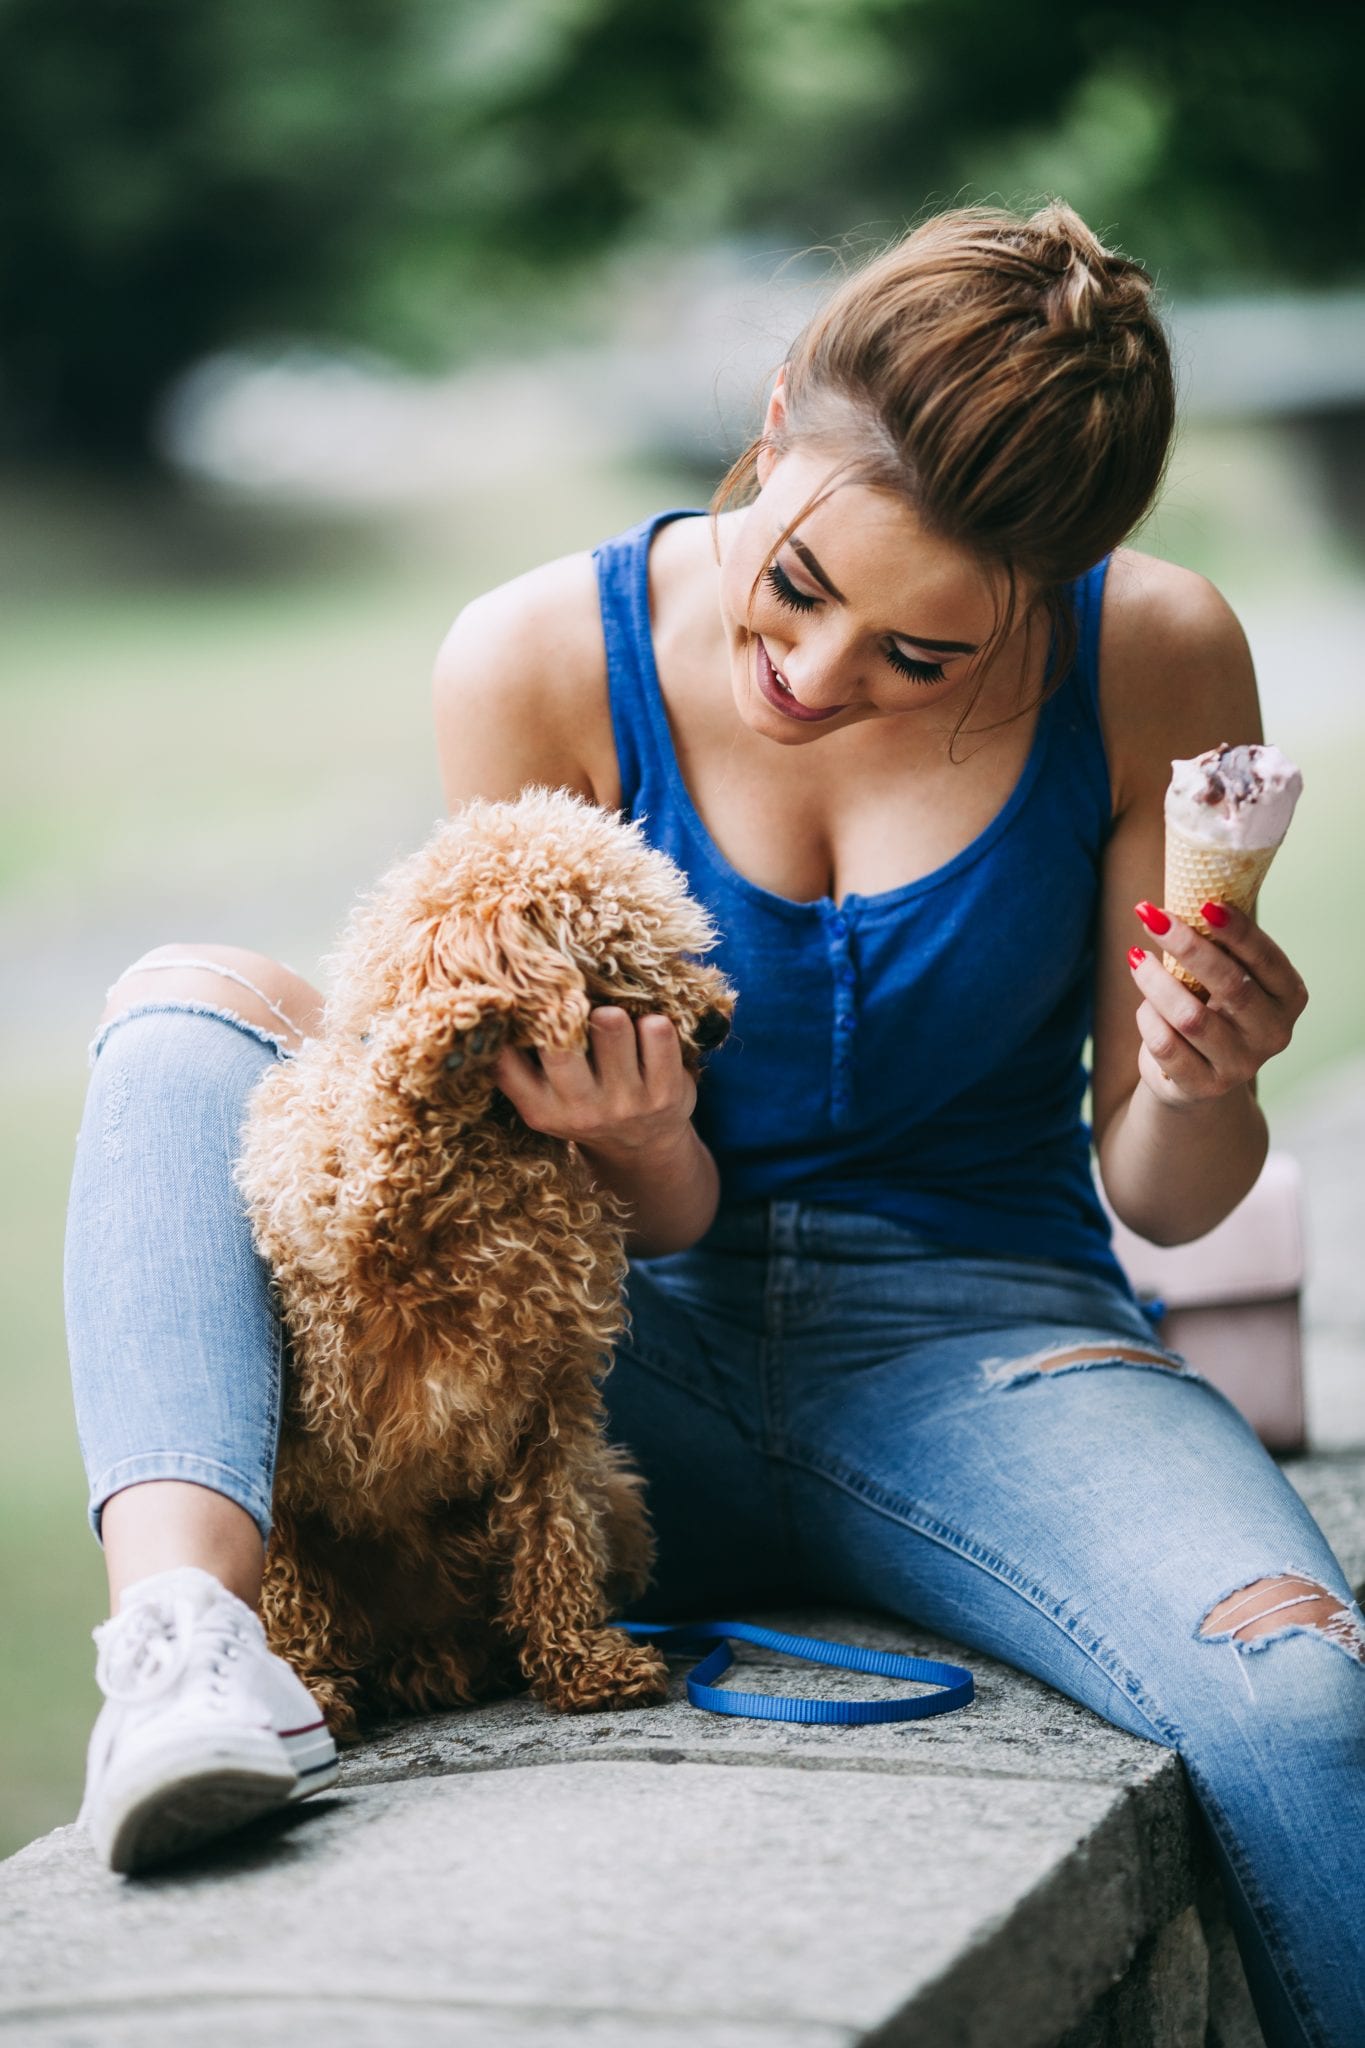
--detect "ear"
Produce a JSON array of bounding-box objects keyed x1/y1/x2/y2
[
  {"x1": 445, "y1": 904, "x2": 592, "y2": 1055},
  {"x1": 350, "y1": 895, "x2": 593, "y2": 1117},
  {"x1": 364, "y1": 982, "x2": 516, "y2": 1114},
  {"x1": 756, "y1": 368, "x2": 788, "y2": 487}
]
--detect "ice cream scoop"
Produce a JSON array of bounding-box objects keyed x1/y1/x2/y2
[
  {"x1": 1165, "y1": 743, "x2": 1302, "y2": 851},
  {"x1": 1162, "y1": 743, "x2": 1303, "y2": 997}
]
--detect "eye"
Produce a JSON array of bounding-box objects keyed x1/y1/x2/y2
[
  {"x1": 883, "y1": 644, "x2": 946, "y2": 685},
  {"x1": 762, "y1": 561, "x2": 818, "y2": 614},
  {"x1": 764, "y1": 557, "x2": 948, "y2": 685}
]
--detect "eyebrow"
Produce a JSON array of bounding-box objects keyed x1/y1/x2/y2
[{"x1": 787, "y1": 535, "x2": 982, "y2": 655}]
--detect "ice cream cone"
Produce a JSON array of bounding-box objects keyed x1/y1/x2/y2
[{"x1": 1161, "y1": 827, "x2": 1279, "y2": 997}]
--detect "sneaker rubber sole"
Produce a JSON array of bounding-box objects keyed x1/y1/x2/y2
[{"x1": 92, "y1": 1723, "x2": 338, "y2": 1875}]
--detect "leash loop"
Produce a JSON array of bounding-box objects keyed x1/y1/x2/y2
[{"x1": 615, "y1": 1619, "x2": 974, "y2": 1724}]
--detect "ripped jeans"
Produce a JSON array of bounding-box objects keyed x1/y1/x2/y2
[{"x1": 66, "y1": 1003, "x2": 1364, "y2": 2048}]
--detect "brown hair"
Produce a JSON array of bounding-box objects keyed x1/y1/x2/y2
[{"x1": 712, "y1": 200, "x2": 1175, "y2": 737}]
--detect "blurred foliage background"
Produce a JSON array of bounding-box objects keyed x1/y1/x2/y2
[
  {"x1": 3, "y1": 0, "x2": 1363, "y2": 461},
  {"x1": 3, "y1": 0, "x2": 1363, "y2": 1857}
]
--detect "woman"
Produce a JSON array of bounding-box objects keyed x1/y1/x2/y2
[{"x1": 66, "y1": 203, "x2": 1361, "y2": 2045}]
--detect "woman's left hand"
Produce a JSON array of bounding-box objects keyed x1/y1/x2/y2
[{"x1": 1128, "y1": 899, "x2": 1309, "y2": 1107}]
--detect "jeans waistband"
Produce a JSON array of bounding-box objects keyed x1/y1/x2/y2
[{"x1": 699, "y1": 1199, "x2": 954, "y2": 1262}]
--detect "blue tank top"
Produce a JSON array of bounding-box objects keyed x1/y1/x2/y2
[{"x1": 594, "y1": 507, "x2": 1128, "y2": 1289}]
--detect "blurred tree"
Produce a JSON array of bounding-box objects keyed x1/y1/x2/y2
[
  {"x1": 0, "y1": 0, "x2": 734, "y2": 462},
  {"x1": 0, "y1": 0, "x2": 421, "y2": 461},
  {"x1": 1, "y1": 0, "x2": 1361, "y2": 464},
  {"x1": 720, "y1": 0, "x2": 1365, "y2": 289}
]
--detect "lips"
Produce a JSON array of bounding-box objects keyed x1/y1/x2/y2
[{"x1": 754, "y1": 638, "x2": 844, "y2": 722}]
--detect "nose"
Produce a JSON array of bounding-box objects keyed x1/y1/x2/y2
[
  {"x1": 693, "y1": 1007, "x2": 731, "y2": 1051},
  {"x1": 772, "y1": 630, "x2": 857, "y2": 711}
]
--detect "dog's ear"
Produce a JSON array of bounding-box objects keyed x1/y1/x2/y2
[
  {"x1": 364, "y1": 982, "x2": 516, "y2": 1112},
  {"x1": 362, "y1": 900, "x2": 595, "y2": 1115},
  {"x1": 431, "y1": 903, "x2": 593, "y2": 1056}
]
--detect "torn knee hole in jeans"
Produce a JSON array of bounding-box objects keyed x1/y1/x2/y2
[
  {"x1": 981, "y1": 1341, "x2": 1187, "y2": 1390},
  {"x1": 1198, "y1": 1572, "x2": 1365, "y2": 1665},
  {"x1": 110, "y1": 957, "x2": 310, "y2": 1043}
]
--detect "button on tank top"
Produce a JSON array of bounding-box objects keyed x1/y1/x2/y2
[{"x1": 594, "y1": 507, "x2": 1129, "y2": 1289}]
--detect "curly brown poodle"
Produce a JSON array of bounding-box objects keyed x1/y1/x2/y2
[{"x1": 232, "y1": 785, "x2": 735, "y2": 1742}]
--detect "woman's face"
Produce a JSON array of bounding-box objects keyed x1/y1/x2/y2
[{"x1": 716, "y1": 442, "x2": 1018, "y2": 746}]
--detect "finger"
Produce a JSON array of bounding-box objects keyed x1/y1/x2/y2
[
  {"x1": 1191, "y1": 900, "x2": 1307, "y2": 1015},
  {"x1": 586, "y1": 1006, "x2": 642, "y2": 1086},
  {"x1": 536, "y1": 1039, "x2": 598, "y2": 1103},
  {"x1": 1127, "y1": 949, "x2": 1229, "y2": 1080},
  {"x1": 1136, "y1": 1036, "x2": 1198, "y2": 1102},
  {"x1": 1132, "y1": 903, "x2": 1242, "y2": 1006},
  {"x1": 1132, "y1": 992, "x2": 1217, "y2": 1097},
  {"x1": 635, "y1": 1012, "x2": 679, "y2": 1080},
  {"x1": 636, "y1": 1013, "x2": 696, "y2": 1109},
  {"x1": 1134, "y1": 905, "x2": 1267, "y2": 1024},
  {"x1": 491, "y1": 1045, "x2": 555, "y2": 1119}
]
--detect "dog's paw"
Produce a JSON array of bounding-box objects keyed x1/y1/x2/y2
[
  {"x1": 443, "y1": 1020, "x2": 507, "y2": 1072},
  {"x1": 538, "y1": 1636, "x2": 670, "y2": 1714}
]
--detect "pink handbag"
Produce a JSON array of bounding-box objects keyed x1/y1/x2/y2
[{"x1": 1102, "y1": 1152, "x2": 1307, "y2": 1455}]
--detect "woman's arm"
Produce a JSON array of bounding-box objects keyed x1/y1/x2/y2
[
  {"x1": 1089, "y1": 554, "x2": 1308, "y2": 1245},
  {"x1": 432, "y1": 554, "x2": 721, "y2": 1257}
]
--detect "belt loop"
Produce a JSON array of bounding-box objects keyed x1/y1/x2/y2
[{"x1": 769, "y1": 1200, "x2": 800, "y2": 1256}]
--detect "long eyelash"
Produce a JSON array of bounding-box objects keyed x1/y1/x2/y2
[
  {"x1": 762, "y1": 562, "x2": 818, "y2": 613},
  {"x1": 763, "y1": 559, "x2": 945, "y2": 684},
  {"x1": 884, "y1": 645, "x2": 945, "y2": 684}
]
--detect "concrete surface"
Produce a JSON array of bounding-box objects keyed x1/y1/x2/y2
[
  {"x1": 2, "y1": 1075, "x2": 1362, "y2": 2047},
  {"x1": 5, "y1": 1438, "x2": 1362, "y2": 2048}
]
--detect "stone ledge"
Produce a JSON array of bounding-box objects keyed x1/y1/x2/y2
[{"x1": 2, "y1": 1451, "x2": 1361, "y2": 2048}]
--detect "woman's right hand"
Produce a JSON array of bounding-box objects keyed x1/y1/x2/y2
[
  {"x1": 492, "y1": 1006, "x2": 698, "y2": 1163},
  {"x1": 494, "y1": 1006, "x2": 719, "y2": 1256}
]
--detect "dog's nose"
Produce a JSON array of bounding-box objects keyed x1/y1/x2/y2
[{"x1": 693, "y1": 1007, "x2": 731, "y2": 1051}]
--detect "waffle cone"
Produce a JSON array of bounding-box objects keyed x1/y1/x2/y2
[{"x1": 1162, "y1": 826, "x2": 1280, "y2": 995}]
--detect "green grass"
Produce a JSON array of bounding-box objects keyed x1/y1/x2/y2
[
  {"x1": 2, "y1": 430, "x2": 1361, "y2": 1860},
  {"x1": 0, "y1": 1074, "x2": 107, "y2": 1856}
]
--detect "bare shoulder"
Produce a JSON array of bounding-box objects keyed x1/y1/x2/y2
[
  {"x1": 1098, "y1": 547, "x2": 1261, "y2": 816},
  {"x1": 433, "y1": 549, "x2": 620, "y2": 812}
]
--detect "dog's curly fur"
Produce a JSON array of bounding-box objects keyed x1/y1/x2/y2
[{"x1": 233, "y1": 786, "x2": 735, "y2": 1742}]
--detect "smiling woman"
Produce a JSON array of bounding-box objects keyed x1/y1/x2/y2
[
  {"x1": 714, "y1": 457, "x2": 1012, "y2": 735},
  {"x1": 423, "y1": 199, "x2": 1357, "y2": 2048},
  {"x1": 59, "y1": 196, "x2": 1364, "y2": 2045}
]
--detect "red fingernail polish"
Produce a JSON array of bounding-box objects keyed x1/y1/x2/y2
[
  {"x1": 1128, "y1": 947, "x2": 1146, "y2": 969},
  {"x1": 1134, "y1": 901, "x2": 1171, "y2": 936},
  {"x1": 1202, "y1": 901, "x2": 1230, "y2": 928}
]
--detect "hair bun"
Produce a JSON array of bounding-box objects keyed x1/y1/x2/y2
[
  {"x1": 712, "y1": 195, "x2": 1175, "y2": 662},
  {"x1": 1028, "y1": 200, "x2": 1156, "y2": 339}
]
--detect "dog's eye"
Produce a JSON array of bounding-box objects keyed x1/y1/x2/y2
[{"x1": 693, "y1": 1008, "x2": 731, "y2": 1051}]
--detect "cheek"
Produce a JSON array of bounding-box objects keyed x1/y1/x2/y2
[
  {"x1": 719, "y1": 534, "x2": 788, "y2": 644},
  {"x1": 718, "y1": 557, "x2": 757, "y2": 640}
]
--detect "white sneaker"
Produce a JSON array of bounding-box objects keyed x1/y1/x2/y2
[{"x1": 79, "y1": 1564, "x2": 338, "y2": 1874}]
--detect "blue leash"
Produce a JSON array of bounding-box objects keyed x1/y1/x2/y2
[{"x1": 615, "y1": 1618, "x2": 974, "y2": 1725}]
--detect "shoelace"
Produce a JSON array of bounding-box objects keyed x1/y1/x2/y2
[{"x1": 93, "y1": 1595, "x2": 249, "y2": 1709}]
